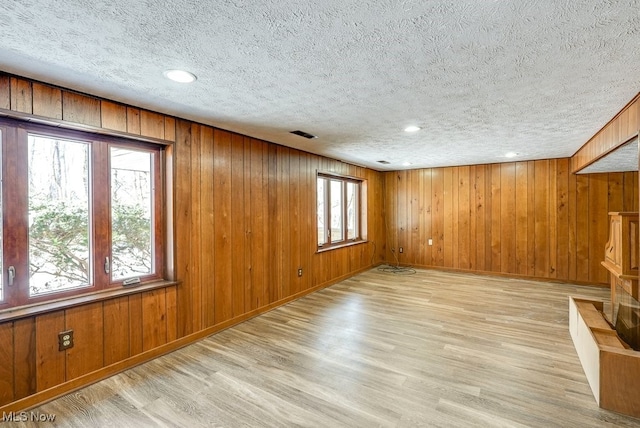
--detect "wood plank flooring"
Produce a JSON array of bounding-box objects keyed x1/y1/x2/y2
[{"x1": 12, "y1": 268, "x2": 640, "y2": 427}]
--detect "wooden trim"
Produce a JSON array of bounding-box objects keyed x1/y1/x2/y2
[
  {"x1": 394, "y1": 264, "x2": 609, "y2": 288},
  {"x1": 571, "y1": 91, "x2": 640, "y2": 173},
  {"x1": 573, "y1": 133, "x2": 639, "y2": 174},
  {"x1": 316, "y1": 239, "x2": 368, "y2": 253},
  {"x1": 0, "y1": 265, "x2": 372, "y2": 414},
  {"x1": 0, "y1": 281, "x2": 179, "y2": 323},
  {"x1": 0, "y1": 108, "x2": 174, "y2": 146}
]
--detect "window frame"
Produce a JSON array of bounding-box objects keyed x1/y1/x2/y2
[
  {"x1": 316, "y1": 171, "x2": 364, "y2": 251},
  {"x1": 0, "y1": 118, "x2": 166, "y2": 310}
]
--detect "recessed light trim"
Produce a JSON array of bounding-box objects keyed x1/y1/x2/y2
[
  {"x1": 402, "y1": 162, "x2": 413, "y2": 166},
  {"x1": 163, "y1": 69, "x2": 197, "y2": 83},
  {"x1": 404, "y1": 125, "x2": 421, "y2": 133},
  {"x1": 505, "y1": 152, "x2": 518, "y2": 158}
]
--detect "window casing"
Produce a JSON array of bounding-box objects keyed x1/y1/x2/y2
[
  {"x1": 0, "y1": 119, "x2": 165, "y2": 309},
  {"x1": 317, "y1": 172, "x2": 362, "y2": 249}
]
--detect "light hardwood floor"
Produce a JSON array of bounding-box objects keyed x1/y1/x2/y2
[{"x1": 14, "y1": 268, "x2": 640, "y2": 427}]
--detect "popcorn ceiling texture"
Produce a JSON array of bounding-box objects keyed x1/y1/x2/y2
[
  {"x1": 0, "y1": 0, "x2": 639, "y2": 170},
  {"x1": 578, "y1": 139, "x2": 638, "y2": 174}
]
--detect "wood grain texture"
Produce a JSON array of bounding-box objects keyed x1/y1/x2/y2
[
  {"x1": 10, "y1": 77, "x2": 32, "y2": 113},
  {"x1": 142, "y1": 289, "x2": 167, "y2": 352},
  {"x1": 35, "y1": 311, "x2": 66, "y2": 391},
  {"x1": 13, "y1": 317, "x2": 36, "y2": 399},
  {"x1": 100, "y1": 101, "x2": 127, "y2": 132},
  {"x1": 140, "y1": 110, "x2": 165, "y2": 139},
  {"x1": 385, "y1": 161, "x2": 638, "y2": 284},
  {"x1": 0, "y1": 74, "x2": 10, "y2": 110},
  {"x1": 0, "y1": 322, "x2": 14, "y2": 405},
  {"x1": 65, "y1": 302, "x2": 104, "y2": 380},
  {"x1": 572, "y1": 93, "x2": 640, "y2": 173},
  {"x1": 28, "y1": 269, "x2": 640, "y2": 427},
  {"x1": 62, "y1": 91, "x2": 100, "y2": 126},
  {"x1": 32, "y1": 82, "x2": 62, "y2": 119},
  {"x1": 126, "y1": 107, "x2": 141, "y2": 135},
  {"x1": 103, "y1": 296, "x2": 130, "y2": 366}
]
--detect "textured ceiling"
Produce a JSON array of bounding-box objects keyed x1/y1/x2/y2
[
  {"x1": 0, "y1": 1, "x2": 639, "y2": 171},
  {"x1": 578, "y1": 138, "x2": 638, "y2": 174}
]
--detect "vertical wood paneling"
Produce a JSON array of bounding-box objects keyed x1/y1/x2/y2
[
  {"x1": 166, "y1": 286, "x2": 177, "y2": 343},
  {"x1": 515, "y1": 162, "x2": 528, "y2": 275},
  {"x1": 103, "y1": 296, "x2": 130, "y2": 366},
  {"x1": 243, "y1": 138, "x2": 254, "y2": 306},
  {"x1": 129, "y1": 293, "x2": 143, "y2": 356},
  {"x1": 36, "y1": 311, "x2": 65, "y2": 391},
  {"x1": 475, "y1": 166, "x2": 486, "y2": 272},
  {"x1": 13, "y1": 318, "x2": 36, "y2": 399},
  {"x1": 126, "y1": 107, "x2": 141, "y2": 135},
  {"x1": 62, "y1": 92, "x2": 100, "y2": 126},
  {"x1": 383, "y1": 158, "x2": 635, "y2": 285},
  {"x1": 458, "y1": 167, "x2": 470, "y2": 269},
  {"x1": 534, "y1": 160, "x2": 549, "y2": 278},
  {"x1": 0, "y1": 74, "x2": 10, "y2": 110},
  {"x1": 10, "y1": 77, "x2": 32, "y2": 113},
  {"x1": 175, "y1": 119, "x2": 193, "y2": 337},
  {"x1": 65, "y1": 302, "x2": 104, "y2": 380},
  {"x1": 32, "y1": 82, "x2": 62, "y2": 119},
  {"x1": 548, "y1": 160, "x2": 558, "y2": 278},
  {"x1": 140, "y1": 110, "x2": 165, "y2": 139},
  {"x1": 443, "y1": 168, "x2": 454, "y2": 267},
  {"x1": 231, "y1": 133, "x2": 245, "y2": 316},
  {"x1": 200, "y1": 126, "x2": 215, "y2": 328},
  {"x1": 100, "y1": 101, "x2": 127, "y2": 132},
  {"x1": 250, "y1": 139, "x2": 266, "y2": 309},
  {"x1": 588, "y1": 174, "x2": 608, "y2": 283},
  {"x1": 431, "y1": 169, "x2": 441, "y2": 265},
  {"x1": 190, "y1": 124, "x2": 203, "y2": 332},
  {"x1": 214, "y1": 129, "x2": 232, "y2": 323},
  {"x1": 142, "y1": 289, "x2": 167, "y2": 352},
  {"x1": 500, "y1": 163, "x2": 516, "y2": 274},
  {"x1": 0, "y1": 322, "x2": 14, "y2": 405},
  {"x1": 575, "y1": 174, "x2": 590, "y2": 282},
  {"x1": 556, "y1": 159, "x2": 570, "y2": 280},
  {"x1": 490, "y1": 164, "x2": 501, "y2": 272}
]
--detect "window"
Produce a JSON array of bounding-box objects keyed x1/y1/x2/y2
[
  {"x1": 0, "y1": 119, "x2": 165, "y2": 309},
  {"x1": 317, "y1": 172, "x2": 362, "y2": 249}
]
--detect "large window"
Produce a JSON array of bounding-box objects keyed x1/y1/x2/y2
[
  {"x1": 317, "y1": 173, "x2": 362, "y2": 249},
  {"x1": 0, "y1": 119, "x2": 164, "y2": 309}
]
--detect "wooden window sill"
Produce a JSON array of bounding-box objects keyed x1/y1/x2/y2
[
  {"x1": 317, "y1": 239, "x2": 367, "y2": 253},
  {"x1": 0, "y1": 279, "x2": 180, "y2": 323}
]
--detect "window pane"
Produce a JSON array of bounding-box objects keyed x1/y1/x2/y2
[
  {"x1": 317, "y1": 178, "x2": 326, "y2": 246},
  {"x1": 347, "y1": 182, "x2": 357, "y2": 240},
  {"x1": 330, "y1": 180, "x2": 343, "y2": 243},
  {"x1": 111, "y1": 147, "x2": 153, "y2": 280},
  {"x1": 28, "y1": 135, "x2": 91, "y2": 296}
]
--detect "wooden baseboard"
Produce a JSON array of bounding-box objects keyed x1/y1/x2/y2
[
  {"x1": 381, "y1": 262, "x2": 608, "y2": 288},
  {"x1": 0, "y1": 264, "x2": 373, "y2": 414}
]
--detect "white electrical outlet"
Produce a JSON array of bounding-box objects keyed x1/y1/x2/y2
[{"x1": 428, "y1": 238, "x2": 433, "y2": 246}]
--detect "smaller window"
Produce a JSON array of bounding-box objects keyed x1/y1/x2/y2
[{"x1": 317, "y1": 173, "x2": 362, "y2": 249}]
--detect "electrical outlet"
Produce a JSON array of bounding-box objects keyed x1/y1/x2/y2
[
  {"x1": 297, "y1": 268, "x2": 303, "y2": 277},
  {"x1": 399, "y1": 247, "x2": 403, "y2": 253},
  {"x1": 58, "y1": 330, "x2": 74, "y2": 351},
  {"x1": 428, "y1": 238, "x2": 433, "y2": 246}
]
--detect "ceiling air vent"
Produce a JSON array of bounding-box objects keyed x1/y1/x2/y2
[
  {"x1": 290, "y1": 130, "x2": 317, "y2": 139},
  {"x1": 377, "y1": 160, "x2": 390, "y2": 165}
]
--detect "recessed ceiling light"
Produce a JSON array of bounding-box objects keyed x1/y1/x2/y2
[
  {"x1": 404, "y1": 125, "x2": 421, "y2": 133},
  {"x1": 505, "y1": 152, "x2": 518, "y2": 158},
  {"x1": 402, "y1": 162, "x2": 413, "y2": 166},
  {"x1": 163, "y1": 69, "x2": 197, "y2": 83}
]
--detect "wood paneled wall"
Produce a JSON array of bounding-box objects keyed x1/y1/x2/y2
[
  {"x1": 0, "y1": 286, "x2": 177, "y2": 406},
  {"x1": 385, "y1": 159, "x2": 638, "y2": 285},
  {"x1": 0, "y1": 73, "x2": 386, "y2": 410},
  {"x1": 572, "y1": 93, "x2": 640, "y2": 173},
  {"x1": 173, "y1": 121, "x2": 385, "y2": 336}
]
